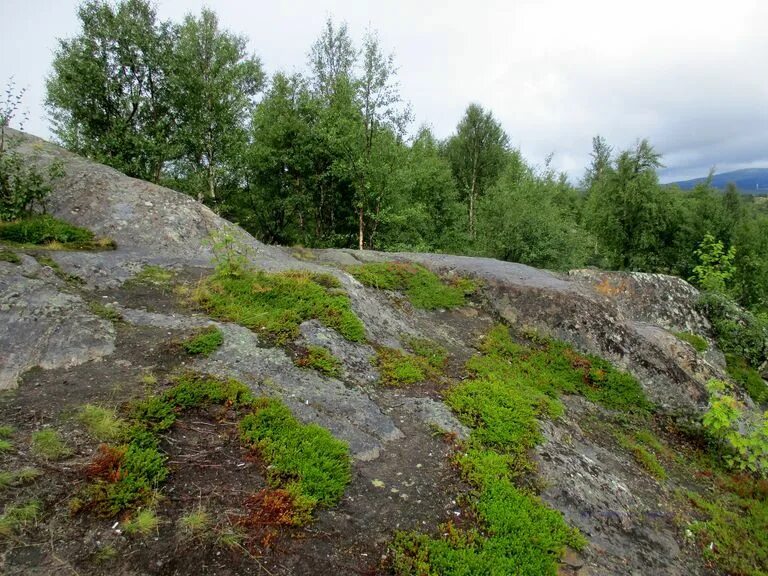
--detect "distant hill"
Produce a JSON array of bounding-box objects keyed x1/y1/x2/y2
[{"x1": 670, "y1": 168, "x2": 768, "y2": 195}]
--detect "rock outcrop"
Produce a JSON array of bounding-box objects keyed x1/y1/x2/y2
[{"x1": 1, "y1": 130, "x2": 750, "y2": 576}]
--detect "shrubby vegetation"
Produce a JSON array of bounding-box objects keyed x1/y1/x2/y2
[{"x1": 39, "y1": 0, "x2": 768, "y2": 315}]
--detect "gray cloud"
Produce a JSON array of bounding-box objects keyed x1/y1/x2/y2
[{"x1": 2, "y1": 0, "x2": 766, "y2": 184}]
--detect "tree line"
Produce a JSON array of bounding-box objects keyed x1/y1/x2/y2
[{"x1": 42, "y1": 0, "x2": 768, "y2": 312}]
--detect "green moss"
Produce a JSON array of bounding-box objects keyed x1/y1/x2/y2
[
  {"x1": 346, "y1": 261, "x2": 476, "y2": 310},
  {"x1": 375, "y1": 347, "x2": 433, "y2": 387},
  {"x1": 0, "y1": 249, "x2": 20, "y2": 264},
  {"x1": 294, "y1": 345, "x2": 342, "y2": 377},
  {"x1": 89, "y1": 302, "x2": 123, "y2": 322},
  {"x1": 195, "y1": 268, "x2": 365, "y2": 344},
  {"x1": 674, "y1": 331, "x2": 709, "y2": 352},
  {"x1": 30, "y1": 429, "x2": 70, "y2": 460},
  {"x1": 404, "y1": 336, "x2": 449, "y2": 368},
  {"x1": 77, "y1": 404, "x2": 128, "y2": 442},
  {"x1": 240, "y1": 398, "x2": 351, "y2": 523},
  {"x1": 727, "y1": 354, "x2": 768, "y2": 404},
  {"x1": 0, "y1": 215, "x2": 113, "y2": 249},
  {"x1": 182, "y1": 326, "x2": 224, "y2": 357}
]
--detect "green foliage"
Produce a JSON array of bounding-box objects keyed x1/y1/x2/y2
[
  {"x1": 30, "y1": 429, "x2": 70, "y2": 460},
  {"x1": 674, "y1": 331, "x2": 708, "y2": 353},
  {"x1": 294, "y1": 345, "x2": 342, "y2": 377},
  {"x1": 727, "y1": 354, "x2": 768, "y2": 404},
  {"x1": 240, "y1": 398, "x2": 351, "y2": 523},
  {"x1": 0, "y1": 500, "x2": 41, "y2": 538},
  {"x1": 195, "y1": 267, "x2": 365, "y2": 344},
  {"x1": 687, "y1": 485, "x2": 768, "y2": 575},
  {"x1": 0, "y1": 215, "x2": 95, "y2": 246},
  {"x1": 691, "y1": 233, "x2": 737, "y2": 293},
  {"x1": 182, "y1": 326, "x2": 224, "y2": 357},
  {"x1": 0, "y1": 249, "x2": 20, "y2": 264},
  {"x1": 375, "y1": 347, "x2": 432, "y2": 387},
  {"x1": 404, "y1": 336, "x2": 448, "y2": 368},
  {"x1": 702, "y1": 379, "x2": 768, "y2": 477},
  {"x1": 347, "y1": 261, "x2": 475, "y2": 310},
  {"x1": 77, "y1": 404, "x2": 128, "y2": 442},
  {"x1": 697, "y1": 292, "x2": 768, "y2": 368}
]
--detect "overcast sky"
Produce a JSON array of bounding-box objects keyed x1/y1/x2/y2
[{"x1": 2, "y1": 0, "x2": 767, "y2": 183}]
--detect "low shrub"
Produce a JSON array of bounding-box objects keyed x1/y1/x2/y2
[
  {"x1": 294, "y1": 345, "x2": 342, "y2": 377},
  {"x1": 697, "y1": 292, "x2": 768, "y2": 368},
  {"x1": 182, "y1": 326, "x2": 224, "y2": 356}
]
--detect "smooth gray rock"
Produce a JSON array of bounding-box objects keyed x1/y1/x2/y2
[{"x1": 0, "y1": 262, "x2": 115, "y2": 390}]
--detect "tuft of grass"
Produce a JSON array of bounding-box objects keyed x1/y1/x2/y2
[
  {"x1": 404, "y1": 336, "x2": 449, "y2": 368},
  {"x1": 0, "y1": 439, "x2": 12, "y2": 453},
  {"x1": 30, "y1": 429, "x2": 70, "y2": 460},
  {"x1": 89, "y1": 302, "x2": 123, "y2": 322},
  {"x1": 92, "y1": 544, "x2": 118, "y2": 564},
  {"x1": 0, "y1": 215, "x2": 113, "y2": 250},
  {"x1": 182, "y1": 326, "x2": 224, "y2": 357},
  {"x1": 0, "y1": 468, "x2": 42, "y2": 491},
  {"x1": 240, "y1": 398, "x2": 351, "y2": 524},
  {"x1": 217, "y1": 527, "x2": 246, "y2": 549},
  {"x1": 140, "y1": 372, "x2": 158, "y2": 387},
  {"x1": 123, "y1": 508, "x2": 160, "y2": 536},
  {"x1": 675, "y1": 331, "x2": 709, "y2": 353},
  {"x1": 726, "y1": 354, "x2": 768, "y2": 404},
  {"x1": 294, "y1": 345, "x2": 342, "y2": 377},
  {"x1": 179, "y1": 507, "x2": 211, "y2": 537},
  {"x1": 346, "y1": 261, "x2": 476, "y2": 310},
  {"x1": 194, "y1": 268, "x2": 364, "y2": 345},
  {"x1": 616, "y1": 432, "x2": 667, "y2": 479},
  {"x1": 77, "y1": 404, "x2": 128, "y2": 442},
  {"x1": 131, "y1": 265, "x2": 174, "y2": 285},
  {"x1": 375, "y1": 347, "x2": 433, "y2": 387},
  {"x1": 33, "y1": 254, "x2": 84, "y2": 283},
  {"x1": 0, "y1": 249, "x2": 21, "y2": 264},
  {"x1": 0, "y1": 426, "x2": 13, "y2": 438},
  {"x1": 0, "y1": 500, "x2": 41, "y2": 537}
]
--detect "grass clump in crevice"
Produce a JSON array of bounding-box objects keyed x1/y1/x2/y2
[
  {"x1": 240, "y1": 398, "x2": 351, "y2": 525},
  {"x1": 77, "y1": 404, "x2": 128, "y2": 442},
  {"x1": 674, "y1": 331, "x2": 709, "y2": 353},
  {"x1": 30, "y1": 429, "x2": 70, "y2": 460},
  {"x1": 131, "y1": 265, "x2": 174, "y2": 285},
  {"x1": 375, "y1": 347, "x2": 435, "y2": 387},
  {"x1": 0, "y1": 215, "x2": 114, "y2": 250},
  {"x1": 194, "y1": 268, "x2": 364, "y2": 345},
  {"x1": 392, "y1": 324, "x2": 591, "y2": 574},
  {"x1": 182, "y1": 326, "x2": 224, "y2": 357},
  {"x1": 179, "y1": 507, "x2": 211, "y2": 538},
  {"x1": 89, "y1": 301, "x2": 123, "y2": 322},
  {"x1": 404, "y1": 336, "x2": 449, "y2": 368},
  {"x1": 0, "y1": 249, "x2": 20, "y2": 264},
  {"x1": 346, "y1": 261, "x2": 476, "y2": 310},
  {"x1": 615, "y1": 432, "x2": 667, "y2": 479},
  {"x1": 33, "y1": 254, "x2": 84, "y2": 283},
  {"x1": 0, "y1": 500, "x2": 41, "y2": 537},
  {"x1": 294, "y1": 345, "x2": 342, "y2": 377}
]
